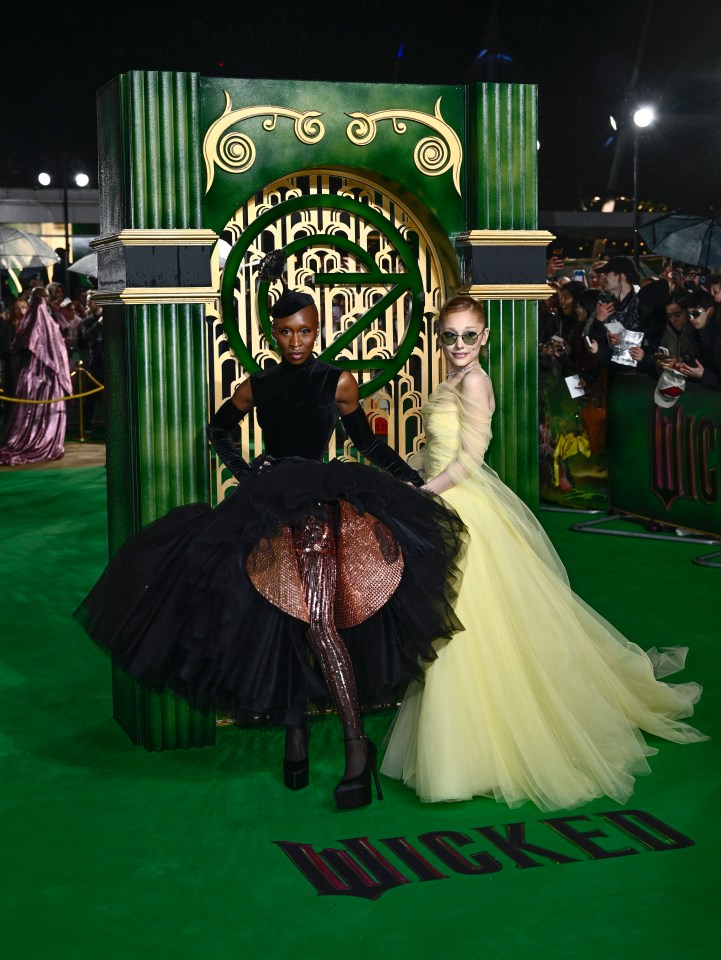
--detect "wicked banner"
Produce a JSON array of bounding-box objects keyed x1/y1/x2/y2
[{"x1": 607, "y1": 375, "x2": 721, "y2": 537}]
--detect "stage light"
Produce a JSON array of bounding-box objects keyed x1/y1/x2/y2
[
  {"x1": 38, "y1": 172, "x2": 51, "y2": 186},
  {"x1": 610, "y1": 115, "x2": 617, "y2": 131},
  {"x1": 633, "y1": 106, "x2": 655, "y2": 129},
  {"x1": 74, "y1": 173, "x2": 90, "y2": 187}
]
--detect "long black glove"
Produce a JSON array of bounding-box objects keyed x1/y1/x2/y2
[
  {"x1": 341, "y1": 406, "x2": 424, "y2": 486},
  {"x1": 207, "y1": 399, "x2": 251, "y2": 482}
]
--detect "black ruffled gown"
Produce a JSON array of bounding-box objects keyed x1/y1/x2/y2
[{"x1": 74, "y1": 358, "x2": 465, "y2": 725}]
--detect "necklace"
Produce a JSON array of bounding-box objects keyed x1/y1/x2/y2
[{"x1": 446, "y1": 359, "x2": 480, "y2": 380}]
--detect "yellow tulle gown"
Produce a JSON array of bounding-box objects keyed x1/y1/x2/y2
[{"x1": 381, "y1": 374, "x2": 706, "y2": 811}]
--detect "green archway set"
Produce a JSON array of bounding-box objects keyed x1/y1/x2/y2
[{"x1": 92, "y1": 72, "x2": 552, "y2": 749}]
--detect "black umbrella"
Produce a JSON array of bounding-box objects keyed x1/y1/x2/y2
[{"x1": 638, "y1": 212, "x2": 721, "y2": 271}]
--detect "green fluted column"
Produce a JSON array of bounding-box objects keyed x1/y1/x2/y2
[
  {"x1": 485, "y1": 300, "x2": 538, "y2": 507},
  {"x1": 98, "y1": 71, "x2": 214, "y2": 749},
  {"x1": 469, "y1": 83, "x2": 539, "y2": 507}
]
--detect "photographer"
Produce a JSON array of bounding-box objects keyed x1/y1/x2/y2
[
  {"x1": 626, "y1": 291, "x2": 720, "y2": 390},
  {"x1": 585, "y1": 256, "x2": 644, "y2": 371},
  {"x1": 673, "y1": 291, "x2": 720, "y2": 390},
  {"x1": 627, "y1": 292, "x2": 692, "y2": 372}
]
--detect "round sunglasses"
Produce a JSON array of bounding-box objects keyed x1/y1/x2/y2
[{"x1": 439, "y1": 330, "x2": 483, "y2": 346}]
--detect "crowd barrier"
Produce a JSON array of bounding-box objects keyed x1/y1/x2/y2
[{"x1": 607, "y1": 375, "x2": 721, "y2": 538}]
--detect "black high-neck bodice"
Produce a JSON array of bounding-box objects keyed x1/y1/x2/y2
[{"x1": 250, "y1": 358, "x2": 342, "y2": 460}]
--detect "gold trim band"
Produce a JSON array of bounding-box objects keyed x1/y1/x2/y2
[
  {"x1": 92, "y1": 229, "x2": 219, "y2": 248},
  {"x1": 459, "y1": 283, "x2": 553, "y2": 301},
  {"x1": 457, "y1": 230, "x2": 555, "y2": 247},
  {"x1": 93, "y1": 288, "x2": 219, "y2": 306}
]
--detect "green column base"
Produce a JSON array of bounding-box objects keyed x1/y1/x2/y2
[{"x1": 112, "y1": 663, "x2": 216, "y2": 751}]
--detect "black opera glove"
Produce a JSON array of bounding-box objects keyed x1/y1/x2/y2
[
  {"x1": 341, "y1": 406, "x2": 424, "y2": 486},
  {"x1": 207, "y1": 398, "x2": 251, "y2": 482}
]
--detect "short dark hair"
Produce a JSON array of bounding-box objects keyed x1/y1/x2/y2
[
  {"x1": 577, "y1": 289, "x2": 600, "y2": 316},
  {"x1": 666, "y1": 290, "x2": 713, "y2": 312}
]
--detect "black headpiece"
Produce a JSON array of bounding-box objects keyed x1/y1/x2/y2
[
  {"x1": 257, "y1": 248, "x2": 316, "y2": 320},
  {"x1": 269, "y1": 289, "x2": 316, "y2": 319},
  {"x1": 257, "y1": 249, "x2": 288, "y2": 283}
]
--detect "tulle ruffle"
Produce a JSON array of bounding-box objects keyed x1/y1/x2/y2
[{"x1": 74, "y1": 458, "x2": 466, "y2": 725}]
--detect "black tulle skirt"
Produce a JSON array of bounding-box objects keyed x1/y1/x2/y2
[{"x1": 74, "y1": 458, "x2": 466, "y2": 725}]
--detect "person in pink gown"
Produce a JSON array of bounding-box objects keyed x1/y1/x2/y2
[{"x1": 0, "y1": 287, "x2": 72, "y2": 466}]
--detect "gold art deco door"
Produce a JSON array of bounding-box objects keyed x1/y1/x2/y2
[{"x1": 206, "y1": 169, "x2": 456, "y2": 503}]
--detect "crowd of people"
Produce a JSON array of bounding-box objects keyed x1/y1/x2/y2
[
  {"x1": 0, "y1": 276, "x2": 104, "y2": 466},
  {"x1": 0, "y1": 280, "x2": 104, "y2": 463},
  {"x1": 538, "y1": 253, "x2": 721, "y2": 501},
  {"x1": 540, "y1": 253, "x2": 721, "y2": 394}
]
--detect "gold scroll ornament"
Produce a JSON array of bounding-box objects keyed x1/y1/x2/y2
[
  {"x1": 203, "y1": 92, "x2": 326, "y2": 192},
  {"x1": 345, "y1": 97, "x2": 463, "y2": 197}
]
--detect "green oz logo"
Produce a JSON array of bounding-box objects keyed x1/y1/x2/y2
[{"x1": 221, "y1": 194, "x2": 425, "y2": 398}]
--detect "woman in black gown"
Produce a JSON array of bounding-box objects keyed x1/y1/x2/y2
[{"x1": 75, "y1": 287, "x2": 465, "y2": 809}]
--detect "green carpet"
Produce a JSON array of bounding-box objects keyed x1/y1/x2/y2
[{"x1": 1, "y1": 466, "x2": 719, "y2": 959}]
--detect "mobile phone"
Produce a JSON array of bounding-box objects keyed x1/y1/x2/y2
[
  {"x1": 572, "y1": 269, "x2": 586, "y2": 283},
  {"x1": 599, "y1": 292, "x2": 615, "y2": 304}
]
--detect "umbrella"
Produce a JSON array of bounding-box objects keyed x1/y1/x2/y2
[
  {"x1": 638, "y1": 212, "x2": 721, "y2": 271},
  {"x1": 218, "y1": 238, "x2": 231, "y2": 267},
  {"x1": 68, "y1": 252, "x2": 98, "y2": 277},
  {"x1": 0, "y1": 226, "x2": 60, "y2": 269}
]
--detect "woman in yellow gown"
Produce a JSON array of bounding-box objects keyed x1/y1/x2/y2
[{"x1": 381, "y1": 295, "x2": 706, "y2": 811}]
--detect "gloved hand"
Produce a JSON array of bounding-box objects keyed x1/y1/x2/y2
[
  {"x1": 207, "y1": 398, "x2": 250, "y2": 482},
  {"x1": 340, "y1": 405, "x2": 423, "y2": 486}
]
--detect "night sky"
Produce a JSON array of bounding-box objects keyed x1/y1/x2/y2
[{"x1": 2, "y1": 0, "x2": 719, "y2": 212}]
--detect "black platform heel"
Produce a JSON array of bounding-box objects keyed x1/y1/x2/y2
[
  {"x1": 333, "y1": 736, "x2": 383, "y2": 810},
  {"x1": 284, "y1": 724, "x2": 310, "y2": 791}
]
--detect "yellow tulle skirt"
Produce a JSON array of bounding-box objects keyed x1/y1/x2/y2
[{"x1": 381, "y1": 466, "x2": 707, "y2": 811}]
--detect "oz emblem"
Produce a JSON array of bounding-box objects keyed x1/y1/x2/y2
[{"x1": 221, "y1": 194, "x2": 425, "y2": 398}]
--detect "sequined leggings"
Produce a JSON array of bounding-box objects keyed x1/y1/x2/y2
[{"x1": 291, "y1": 511, "x2": 362, "y2": 741}]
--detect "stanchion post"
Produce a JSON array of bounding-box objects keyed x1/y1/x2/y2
[{"x1": 76, "y1": 360, "x2": 85, "y2": 442}]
